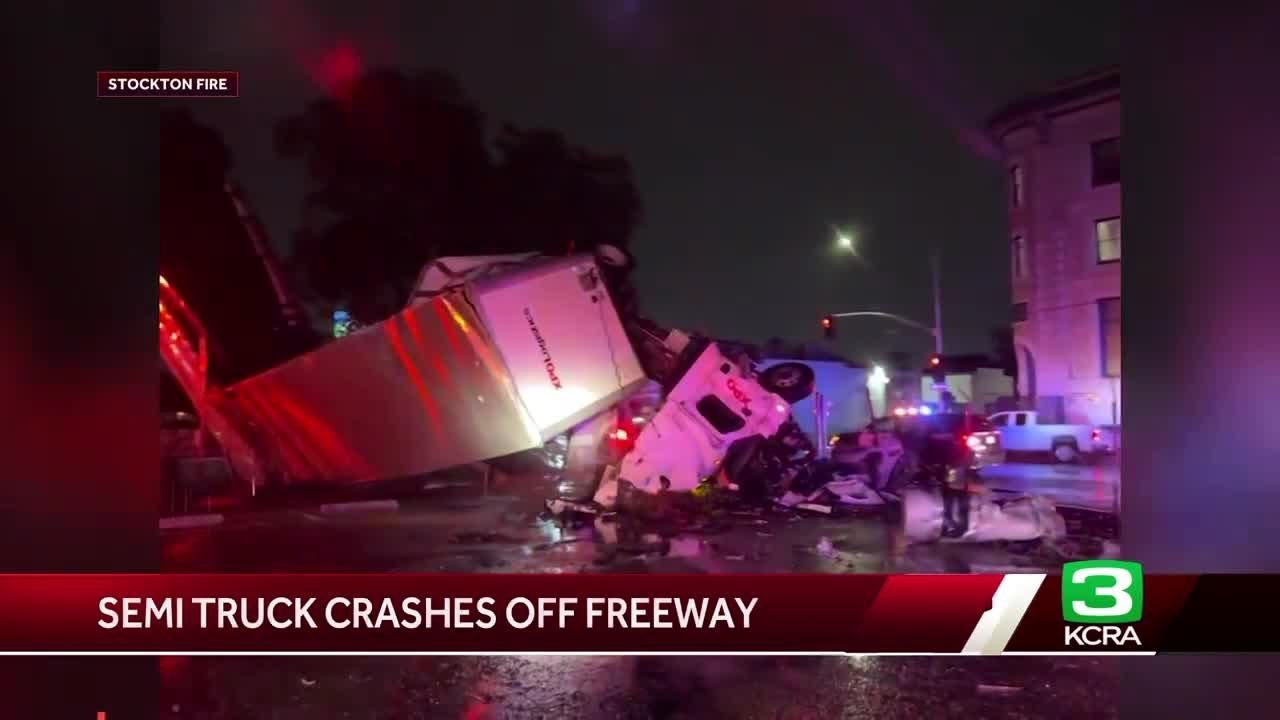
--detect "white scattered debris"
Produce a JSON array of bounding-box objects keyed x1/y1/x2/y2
[
  {"x1": 821, "y1": 477, "x2": 887, "y2": 507},
  {"x1": 902, "y1": 489, "x2": 1067, "y2": 545},
  {"x1": 776, "y1": 492, "x2": 808, "y2": 508},
  {"x1": 666, "y1": 537, "x2": 703, "y2": 558},
  {"x1": 546, "y1": 498, "x2": 598, "y2": 515},
  {"x1": 976, "y1": 683, "x2": 1022, "y2": 696},
  {"x1": 300, "y1": 677, "x2": 317, "y2": 687},
  {"x1": 816, "y1": 537, "x2": 836, "y2": 557},
  {"x1": 590, "y1": 465, "x2": 622, "y2": 510}
]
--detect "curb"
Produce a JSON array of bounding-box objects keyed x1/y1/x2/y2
[{"x1": 159, "y1": 513, "x2": 225, "y2": 530}]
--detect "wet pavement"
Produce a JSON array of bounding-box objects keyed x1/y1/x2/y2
[
  {"x1": 160, "y1": 461, "x2": 1121, "y2": 718},
  {"x1": 979, "y1": 460, "x2": 1120, "y2": 513},
  {"x1": 161, "y1": 654, "x2": 1118, "y2": 719}
]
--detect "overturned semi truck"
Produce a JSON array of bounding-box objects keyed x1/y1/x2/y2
[{"x1": 159, "y1": 247, "x2": 817, "y2": 501}]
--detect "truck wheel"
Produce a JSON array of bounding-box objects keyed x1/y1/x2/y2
[
  {"x1": 1052, "y1": 441, "x2": 1080, "y2": 464},
  {"x1": 759, "y1": 362, "x2": 816, "y2": 404},
  {"x1": 595, "y1": 244, "x2": 633, "y2": 269}
]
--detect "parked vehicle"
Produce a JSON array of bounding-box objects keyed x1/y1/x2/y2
[
  {"x1": 829, "y1": 412, "x2": 1002, "y2": 491},
  {"x1": 986, "y1": 410, "x2": 1111, "y2": 463}
]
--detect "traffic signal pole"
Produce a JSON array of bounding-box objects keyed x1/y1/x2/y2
[
  {"x1": 931, "y1": 250, "x2": 944, "y2": 355},
  {"x1": 823, "y1": 249, "x2": 945, "y2": 354}
]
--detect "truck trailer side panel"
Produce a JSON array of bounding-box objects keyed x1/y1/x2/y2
[{"x1": 213, "y1": 255, "x2": 648, "y2": 486}]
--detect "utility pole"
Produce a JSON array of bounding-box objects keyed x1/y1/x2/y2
[{"x1": 931, "y1": 249, "x2": 944, "y2": 355}]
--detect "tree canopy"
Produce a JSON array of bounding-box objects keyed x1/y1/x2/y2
[{"x1": 276, "y1": 68, "x2": 643, "y2": 322}]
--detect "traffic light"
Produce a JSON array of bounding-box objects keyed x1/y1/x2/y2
[
  {"x1": 927, "y1": 354, "x2": 945, "y2": 382},
  {"x1": 821, "y1": 315, "x2": 835, "y2": 339}
]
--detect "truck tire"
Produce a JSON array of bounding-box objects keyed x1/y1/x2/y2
[
  {"x1": 758, "y1": 362, "x2": 816, "y2": 405},
  {"x1": 1051, "y1": 440, "x2": 1080, "y2": 464},
  {"x1": 595, "y1": 244, "x2": 633, "y2": 269}
]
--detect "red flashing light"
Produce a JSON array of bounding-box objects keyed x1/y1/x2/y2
[
  {"x1": 159, "y1": 275, "x2": 169, "y2": 288},
  {"x1": 930, "y1": 355, "x2": 941, "y2": 366},
  {"x1": 821, "y1": 316, "x2": 832, "y2": 329}
]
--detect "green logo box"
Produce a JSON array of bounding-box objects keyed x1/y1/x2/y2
[{"x1": 1062, "y1": 560, "x2": 1144, "y2": 624}]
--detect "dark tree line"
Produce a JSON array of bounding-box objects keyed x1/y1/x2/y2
[
  {"x1": 160, "y1": 67, "x2": 643, "y2": 382},
  {"x1": 276, "y1": 68, "x2": 642, "y2": 321}
]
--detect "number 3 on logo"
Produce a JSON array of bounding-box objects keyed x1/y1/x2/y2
[{"x1": 1061, "y1": 560, "x2": 1144, "y2": 624}]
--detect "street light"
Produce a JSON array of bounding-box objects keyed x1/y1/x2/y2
[
  {"x1": 867, "y1": 365, "x2": 889, "y2": 388},
  {"x1": 825, "y1": 245, "x2": 943, "y2": 355}
]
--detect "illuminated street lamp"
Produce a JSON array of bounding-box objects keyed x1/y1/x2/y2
[
  {"x1": 867, "y1": 365, "x2": 890, "y2": 388},
  {"x1": 867, "y1": 365, "x2": 890, "y2": 418},
  {"x1": 836, "y1": 232, "x2": 855, "y2": 251}
]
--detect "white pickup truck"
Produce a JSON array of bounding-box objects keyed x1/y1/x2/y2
[{"x1": 986, "y1": 410, "x2": 1112, "y2": 463}]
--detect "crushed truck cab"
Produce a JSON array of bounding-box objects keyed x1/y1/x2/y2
[{"x1": 619, "y1": 341, "x2": 795, "y2": 494}]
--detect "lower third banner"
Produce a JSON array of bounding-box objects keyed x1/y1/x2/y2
[{"x1": 0, "y1": 572, "x2": 1272, "y2": 655}]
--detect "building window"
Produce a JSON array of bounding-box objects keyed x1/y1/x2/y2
[
  {"x1": 1009, "y1": 165, "x2": 1024, "y2": 208},
  {"x1": 1096, "y1": 217, "x2": 1121, "y2": 263},
  {"x1": 1091, "y1": 137, "x2": 1121, "y2": 186},
  {"x1": 1099, "y1": 297, "x2": 1121, "y2": 377},
  {"x1": 1011, "y1": 235, "x2": 1028, "y2": 279},
  {"x1": 1012, "y1": 302, "x2": 1028, "y2": 323}
]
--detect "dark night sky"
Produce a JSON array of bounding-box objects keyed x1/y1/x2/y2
[{"x1": 160, "y1": 1, "x2": 1119, "y2": 365}]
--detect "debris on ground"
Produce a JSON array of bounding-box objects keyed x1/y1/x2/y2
[
  {"x1": 902, "y1": 489, "x2": 1067, "y2": 545},
  {"x1": 535, "y1": 330, "x2": 1106, "y2": 557},
  {"x1": 816, "y1": 537, "x2": 836, "y2": 557},
  {"x1": 545, "y1": 498, "x2": 599, "y2": 516}
]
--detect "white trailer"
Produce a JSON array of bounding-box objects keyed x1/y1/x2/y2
[{"x1": 163, "y1": 252, "x2": 651, "y2": 489}]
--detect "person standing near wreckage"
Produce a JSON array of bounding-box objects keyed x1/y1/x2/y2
[{"x1": 897, "y1": 414, "x2": 973, "y2": 538}]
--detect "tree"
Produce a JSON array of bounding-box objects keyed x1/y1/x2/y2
[
  {"x1": 277, "y1": 69, "x2": 492, "y2": 320},
  {"x1": 490, "y1": 125, "x2": 641, "y2": 256},
  {"x1": 277, "y1": 68, "x2": 643, "y2": 322}
]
